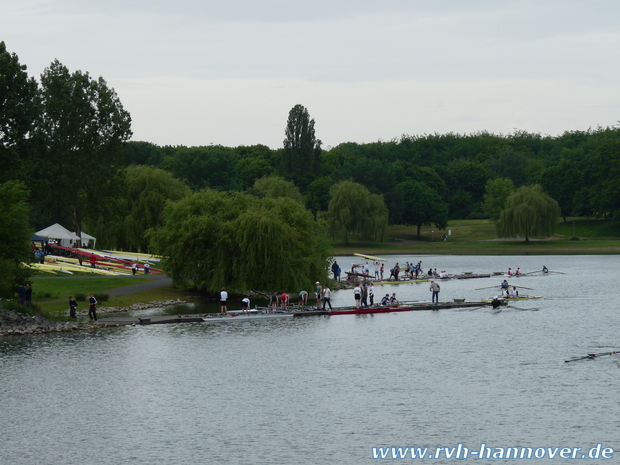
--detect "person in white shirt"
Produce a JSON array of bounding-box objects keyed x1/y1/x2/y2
[
  {"x1": 220, "y1": 288, "x2": 228, "y2": 314},
  {"x1": 353, "y1": 285, "x2": 361, "y2": 308},
  {"x1": 322, "y1": 286, "x2": 332, "y2": 310},
  {"x1": 241, "y1": 297, "x2": 250, "y2": 314}
]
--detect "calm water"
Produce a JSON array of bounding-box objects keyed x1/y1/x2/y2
[{"x1": 1, "y1": 255, "x2": 619, "y2": 464}]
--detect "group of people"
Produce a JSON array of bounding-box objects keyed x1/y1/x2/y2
[
  {"x1": 67, "y1": 293, "x2": 98, "y2": 320},
  {"x1": 499, "y1": 280, "x2": 520, "y2": 298},
  {"x1": 131, "y1": 262, "x2": 150, "y2": 275},
  {"x1": 17, "y1": 283, "x2": 32, "y2": 308},
  {"x1": 352, "y1": 282, "x2": 376, "y2": 308}
]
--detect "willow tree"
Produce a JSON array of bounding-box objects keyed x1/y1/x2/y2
[
  {"x1": 327, "y1": 180, "x2": 388, "y2": 244},
  {"x1": 249, "y1": 175, "x2": 304, "y2": 204},
  {"x1": 497, "y1": 184, "x2": 560, "y2": 242},
  {"x1": 148, "y1": 190, "x2": 331, "y2": 293}
]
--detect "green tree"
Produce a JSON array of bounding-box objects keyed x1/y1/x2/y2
[
  {"x1": 394, "y1": 180, "x2": 448, "y2": 239},
  {"x1": 282, "y1": 104, "x2": 321, "y2": 187},
  {"x1": 249, "y1": 175, "x2": 304, "y2": 203},
  {"x1": 85, "y1": 166, "x2": 191, "y2": 252},
  {"x1": 539, "y1": 159, "x2": 583, "y2": 222},
  {"x1": 483, "y1": 177, "x2": 515, "y2": 221},
  {"x1": 36, "y1": 60, "x2": 132, "y2": 240},
  {"x1": 326, "y1": 180, "x2": 388, "y2": 244},
  {"x1": 0, "y1": 181, "x2": 32, "y2": 298},
  {"x1": 148, "y1": 190, "x2": 331, "y2": 292},
  {"x1": 0, "y1": 42, "x2": 40, "y2": 183},
  {"x1": 163, "y1": 145, "x2": 239, "y2": 191},
  {"x1": 497, "y1": 184, "x2": 560, "y2": 241}
]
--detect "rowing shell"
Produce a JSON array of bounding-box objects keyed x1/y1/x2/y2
[
  {"x1": 202, "y1": 313, "x2": 293, "y2": 323},
  {"x1": 353, "y1": 253, "x2": 387, "y2": 262}
]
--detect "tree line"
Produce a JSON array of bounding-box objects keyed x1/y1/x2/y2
[{"x1": 1, "y1": 40, "x2": 619, "y2": 295}]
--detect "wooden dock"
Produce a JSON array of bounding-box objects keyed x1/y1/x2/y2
[{"x1": 98, "y1": 300, "x2": 498, "y2": 326}]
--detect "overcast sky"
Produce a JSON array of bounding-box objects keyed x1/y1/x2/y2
[{"x1": 4, "y1": 0, "x2": 620, "y2": 149}]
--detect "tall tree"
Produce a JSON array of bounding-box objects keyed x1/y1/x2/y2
[
  {"x1": 36, "y1": 60, "x2": 132, "y2": 240},
  {"x1": 539, "y1": 159, "x2": 583, "y2": 222},
  {"x1": 282, "y1": 104, "x2": 321, "y2": 188},
  {"x1": 0, "y1": 42, "x2": 40, "y2": 183},
  {"x1": 394, "y1": 180, "x2": 448, "y2": 239},
  {"x1": 0, "y1": 181, "x2": 32, "y2": 298},
  {"x1": 326, "y1": 180, "x2": 388, "y2": 244},
  {"x1": 497, "y1": 184, "x2": 560, "y2": 242}
]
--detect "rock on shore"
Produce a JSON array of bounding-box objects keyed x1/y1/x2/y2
[{"x1": 0, "y1": 299, "x2": 188, "y2": 336}]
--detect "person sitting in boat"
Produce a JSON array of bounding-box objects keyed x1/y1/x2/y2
[
  {"x1": 428, "y1": 268, "x2": 433, "y2": 277},
  {"x1": 542, "y1": 265, "x2": 548, "y2": 273},
  {"x1": 491, "y1": 298, "x2": 502, "y2": 309},
  {"x1": 389, "y1": 293, "x2": 399, "y2": 305},
  {"x1": 502, "y1": 288, "x2": 510, "y2": 298},
  {"x1": 500, "y1": 280, "x2": 509, "y2": 289},
  {"x1": 507, "y1": 267, "x2": 512, "y2": 276},
  {"x1": 515, "y1": 268, "x2": 521, "y2": 276},
  {"x1": 381, "y1": 294, "x2": 390, "y2": 306},
  {"x1": 438, "y1": 270, "x2": 448, "y2": 279},
  {"x1": 510, "y1": 287, "x2": 519, "y2": 298}
]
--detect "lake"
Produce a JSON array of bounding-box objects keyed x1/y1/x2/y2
[{"x1": 1, "y1": 254, "x2": 618, "y2": 464}]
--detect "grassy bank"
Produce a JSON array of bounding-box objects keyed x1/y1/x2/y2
[
  {"x1": 30, "y1": 276, "x2": 190, "y2": 317},
  {"x1": 334, "y1": 218, "x2": 620, "y2": 256}
]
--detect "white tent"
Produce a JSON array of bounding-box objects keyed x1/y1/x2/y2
[
  {"x1": 35, "y1": 223, "x2": 82, "y2": 248},
  {"x1": 73, "y1": 231, "x2": 97, "y2": 248}
]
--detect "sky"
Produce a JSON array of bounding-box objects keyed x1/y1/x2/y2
[{"x1": 3, "y1": 0, "x2": 620, "y2": 149}]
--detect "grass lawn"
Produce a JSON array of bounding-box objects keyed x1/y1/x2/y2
[
  {"x1": 31, "y1": 277, "x2": 191, "y2": 317},
  {"x1": 334, "y1": 218, "x2": 620, "y2": 256}
]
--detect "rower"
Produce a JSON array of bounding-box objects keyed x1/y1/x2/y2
[
  {"x1": 500, "y1": 280, "x2": 508, "y2": 289},
  {"x1": 491, "y1": 298, "x2": 502, "y2": 309},
  {"x1": 542, "y1": 265, "x2": 549, "y2": 273},
  {"x1": 510, "y1": 286, "x2": 519, "y2": 298},
  {"x1": 507, "y1": 267, "x2": 512, "y2": 276}
]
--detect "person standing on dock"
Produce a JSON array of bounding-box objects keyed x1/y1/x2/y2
[
  {"x1": 315, "y1": 282, "x2": 322, "y2": 309},
  {"x1": 90, "y1": 253, "x2": 97, "y2": 269},
  {"x1": 380, "y1": 264, "x2": 384, "y2": 281},
  {"x1": 429, "y1": 280, "x2": 440, "y2": 304},
  {"x1": 131, "y1": 262, "x2": 138, "y2": 275},
  {"x1": 241, "y1": 297, "x2": 250, "y2": 314},
  {"x1": 270, "y1": 292, "x2": 279, "y2": 312},
  {"x1": 88, "y1": 293, "x2": 98, "y2": 321},
  {"x1": 368, "y1": 283, "x2": 375, "y2": 306},
  {"x1": 220, "y1": 288, "x2": 228, "y2": 314},
  {"x1": 360, "y1": 282, "x2": 368, "y2": 308},
  {"x1": 298, "y1": 290, "x2": 308, "y2": 308},
  {"x1": 322, "y1": 286, "x2": 332, "y2": 310},
  {"x1": 353, "y1": 284, "x2": 361, "y2": 308},
  {"x1": 281, "y1": 292, "x2": 289, "y2": 310}
]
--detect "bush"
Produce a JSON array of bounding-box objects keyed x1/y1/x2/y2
[
  {"x1": 75, "y1": 293, "x2": 86, "y2": 302},
  {"x1": 94, "y1": 293, "x2": 109, "y2": 302}
]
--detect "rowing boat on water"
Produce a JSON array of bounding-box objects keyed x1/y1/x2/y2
[
  {"x1": 329, "y1": 305, "x2": 420, "y2": 315},
  {"x1": 202, "y1": 313, "x2": 293, "y2": 323},
  {"x1": 483, "y1": 296, "x2": 543, "y2": 302},
  {"x1": 372, "y1": 278, "x2": 429, "y2": 285}
]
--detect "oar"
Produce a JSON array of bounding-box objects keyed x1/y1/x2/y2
[
  {"x1": 513, "y1": 286, "x2": 534, "y2": 290},
  {"x1": 550, "y1": 270, "x2": 567, "y2": 275},
  {"x1": 475, "y1": 285, "x2": 500, "y2": 291},
  {"x1": 565, "y1": 351, "x2": 620, "y2": 363}
]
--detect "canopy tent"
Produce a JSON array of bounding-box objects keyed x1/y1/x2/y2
[
  {"x1": 35, "y1": 223, "x2": 86, "y2": 248},
  {"x1": 73, "y1": 231, "x2": 96, "y2": 248}
]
